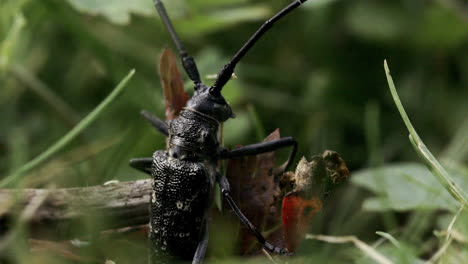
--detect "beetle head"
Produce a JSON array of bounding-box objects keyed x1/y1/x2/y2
[{"x1": 186, "y1": 83, "x2": 235, "y2": 122}]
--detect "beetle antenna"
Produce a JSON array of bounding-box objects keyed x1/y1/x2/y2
[
  {"x1": 154, "y1": 0, "x2": 202, "y2": 85},
  {"x1": 212, "y1": 0, "x2": 308, "y2": 92}
]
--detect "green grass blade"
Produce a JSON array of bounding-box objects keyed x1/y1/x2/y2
[
  {"x1": 0, "y1": 12, "x2": 26, "y2": 73},
  {"x1": 376, "y1": 231, "x2": 401, "y2": 248},
  {"x1": 0, "y1": 69, "x2": 135, "y2": 188},
  {"x1": 384, "y1": 60, "x2": 467, "y2": 206}
]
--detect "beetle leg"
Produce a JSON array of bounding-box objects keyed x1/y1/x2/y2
[
  {"x1": 141, "y1": 110, "x2": 169, "y2": 137},
  {"x1": 192, "y1": 221, "x2": 209, "y2": 264},
  {"x1": 217, "y1": 174, "x2": 294, "y2": 256},
  {"x1": 129, "y1": 157, "x2": 153, "y2": 175},
  {"x1": 218, "y1": 137, "x2": 298, "y2": 173}
]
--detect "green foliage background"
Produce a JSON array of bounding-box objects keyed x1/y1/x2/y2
[{"x1": 1, "y1": 0, "x2": 467, "y2": 263}]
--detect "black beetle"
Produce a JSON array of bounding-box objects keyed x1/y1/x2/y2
[{"x1": 130, "y1": 0, "x2": 307, "y2": 263}]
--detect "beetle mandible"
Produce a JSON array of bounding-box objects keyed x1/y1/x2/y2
[{"x1": 130, "y1": 0, "x2": 307, "y2": 263}]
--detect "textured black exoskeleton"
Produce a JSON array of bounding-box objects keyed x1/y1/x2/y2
[{"x1": 130, "y1": 0, "x2": 307, "y2": 263}]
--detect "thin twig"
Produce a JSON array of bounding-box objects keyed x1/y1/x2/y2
[
  {"x1": 0, "y1": 179, "x2": 152, "y2": 239},
  {"x1": 19, "y1": 186, "x2": 51, "y2": 222},
  {"x1": 426, "y1": 205, "x2": 465, "y2": 264},
  {"x1": 0, "y1": 185, "x2": 53, "y2": 253},
  {"x1": 306, "y1": 234, "x2": 393, "y2": 264},
  {"x1": 261, "y1": 248, "x2": 278, "y2": 264}
]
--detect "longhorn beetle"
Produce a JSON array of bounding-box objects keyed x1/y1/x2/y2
[{"x1": 130, "y1": 0, "x2": 307, "y2": 263}]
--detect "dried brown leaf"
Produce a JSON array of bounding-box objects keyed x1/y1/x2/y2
[{"x1": 158, "y1": 48, "x2": 189, "y2": 120}]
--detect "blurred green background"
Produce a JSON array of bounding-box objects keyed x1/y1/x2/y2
[{"x1": 1, "y1": 0, "x2": 467, "y2": 263}]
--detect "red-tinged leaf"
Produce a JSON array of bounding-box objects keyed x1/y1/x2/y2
[
  {"x1": 281, "y1": 194, "x2": 322, "y2": 252},
  {"x1": 158, "y1": 48, "x2": 189, "y2": 120},
  {"x1": 246, "y1": 129, "x2": 282, "y2": 222},
  {"x1": 281, "y1": 151, "x2": 350, "y2": 252},
  {"x1": 225, "y1": 129, "x2": 283, "y2": 254}
]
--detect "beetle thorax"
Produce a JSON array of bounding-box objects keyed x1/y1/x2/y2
[{"x1": 167, "y1": 107, "x2": 220, "y2": 160}]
